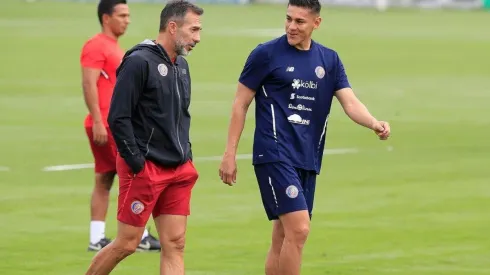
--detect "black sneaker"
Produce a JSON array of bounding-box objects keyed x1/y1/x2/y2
[
  {"x1": 137, "y1": 232, "x2": 161, "y2": 252},
  {"x1": 88, "y1": 237, "x2": 112, "y2": 251}
]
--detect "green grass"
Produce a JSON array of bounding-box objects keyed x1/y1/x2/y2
[{"x1": 0, "y1": 0, "x2": 489, "y2": 274}]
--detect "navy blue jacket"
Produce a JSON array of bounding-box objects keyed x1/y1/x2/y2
[{"x1": 108, "y1": 40, "x2": 192, "y2": 173}]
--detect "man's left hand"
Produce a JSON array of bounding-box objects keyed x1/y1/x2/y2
[{"x1": 372, "y1": 121, "x2": 391, "y2": 140}]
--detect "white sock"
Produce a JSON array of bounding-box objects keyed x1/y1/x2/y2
[
  {"x1": 90, "y1": 221, "x2": 105, "y2": 244},
  {"x1": 141, "y1": 228, "x2": 149, "y2": 240}
]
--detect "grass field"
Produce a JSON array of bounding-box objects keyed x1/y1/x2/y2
[{"x1": 1, "y1": 0, "x2": 489, "y2": 274}]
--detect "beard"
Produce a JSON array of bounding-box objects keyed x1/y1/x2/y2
[
  {"x1": 175, "y1": 34, "x2": 195, "y2": 56},
  {"x1": 175, "y1": 42, "x2": 190, "y2": 56}
]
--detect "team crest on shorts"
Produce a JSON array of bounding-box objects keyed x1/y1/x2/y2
[
  {"x1": 315, "y1": 66, "x2": 325, "y2": 79},
  {"x1": 286, "y1": 185, "x2": 299, "y2": 198},
  {"x1": 157, "y1": 64, "x2": 168, "y2": 76},
  {"x1": 131, "y1": 200, "x2": 144, "y2": 214}
]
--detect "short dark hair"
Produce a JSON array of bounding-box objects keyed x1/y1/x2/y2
[
  {"x1": 288, "y1": 0, "x2": 321, "y2": 14},
  {"x1": 97, "y1": 0, "x2": 127, "y2": 25},
  {"x1": 159, "y1": 0, "x2": 204, "y2": 32}
]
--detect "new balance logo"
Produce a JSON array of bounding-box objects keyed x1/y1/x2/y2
[{"x1": 286, "y1": 66, "x2": 294, "y2": 72}]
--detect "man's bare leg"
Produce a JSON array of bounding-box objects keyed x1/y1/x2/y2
[
  {"x1": 91, "y1": 172, "x2": 115, "y2": 221},
  {"x1": 90, "y1": 172, "x2": 115, "y2": 243},
  {"x1": 86, "y1": 222, "x2": 145, "y2": 275},
  {"x1": 277, "y1": 210, "x2": 310, "y2": 275},
  {"x1": 265, "y1": 220, "x2": 285, "y2": 275},
  {"x1": 154, "y1": 214, "x2": 188, "y2": 275}
]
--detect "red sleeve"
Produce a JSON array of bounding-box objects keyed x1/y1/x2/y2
[{"x1": 80, "y1": 39, "x2": 105, "y2": 69}]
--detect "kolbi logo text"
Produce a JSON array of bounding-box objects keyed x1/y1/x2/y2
[{"x1": 292, "y1": 79, "x2": 318, "y2": 90}]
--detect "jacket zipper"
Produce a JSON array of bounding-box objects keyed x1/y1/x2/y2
[
  {"x1": 174, "y1": 66, "x2": 185, "y2": 161},
  {"x1": 145, "y1": 128, "x2": 154, "y2": 156}
]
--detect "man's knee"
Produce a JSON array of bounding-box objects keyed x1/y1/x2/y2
[
  {"x1": 287, "y1": 223, "x2": 310, "y2": 244},
  {"x1": 115, "y1": 238, "x2": 139, "y2": 256},
  {"x1": 113, "y1": 222, "x2": 145, "y2": 255},
  {"x1": 163, "y1": 231, "x2": 186, "y2": 253},
  {"x1": 280, "y1": 211, "x2": 310, "y2": 246},
  {"x1": 155, "y1": 215, "x2": 188, "y2": 253},
  {"x1": 95, "y1": 172, "x2": 116, "y2": 191}
]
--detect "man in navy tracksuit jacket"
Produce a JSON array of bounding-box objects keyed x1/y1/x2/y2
[{"x1": 85, "y1": 1, "x2": 204, "y2": 274}]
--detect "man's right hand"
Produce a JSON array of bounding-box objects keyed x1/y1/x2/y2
[
  {"x1": 92, "y1": 121, "x2": 108, "y2": 146},
  {"x1": 125, "y1": 153, "x2": 146, "y2": 175},
  {"x1": 219, "y1": 153, "x2": 237, "y2": 186}
]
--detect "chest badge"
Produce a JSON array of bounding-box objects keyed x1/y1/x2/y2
[
  {"x1": 157, "y1": 64, "x2": 168, "y2": 76},
  {"x1": 315, "y1": 66, "x2": 325, "y2": 79}
]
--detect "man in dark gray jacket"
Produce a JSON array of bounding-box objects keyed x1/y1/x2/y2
[{"x1": 85, "y1": 1, "x2": 203, "y2": 274}]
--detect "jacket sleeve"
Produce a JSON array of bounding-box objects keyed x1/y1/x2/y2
[{"x1": 108, "y1": 54, "x2": 147, "y2": 173}]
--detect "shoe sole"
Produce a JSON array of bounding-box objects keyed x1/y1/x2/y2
[{"x1": 136, "y1": 248, "x2": 161, "y2": 252}]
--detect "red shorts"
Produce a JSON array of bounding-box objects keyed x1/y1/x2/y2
[
  {"x1": 116, "y1": 154, "x2": 199, "y2": 227},
  {"x1": 85, "y1": 127, "x2": 117, "y2": 173}
]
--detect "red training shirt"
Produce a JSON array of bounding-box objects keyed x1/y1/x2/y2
[{"x1": 80, "y1": 33, "x2": 124, "y2": 128}]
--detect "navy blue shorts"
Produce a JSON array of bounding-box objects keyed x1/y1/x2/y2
[{"x1": 254, "y1": 162, "x2": 317, "y2": 221}]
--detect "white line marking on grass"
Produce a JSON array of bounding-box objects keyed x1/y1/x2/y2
[
  {"x1": 325, "y1": 245, "x2": 480, "y2": 264},
  {"x1": 42, "y1": 163, "x2": 94, "y2": 172},
  {"x1": 0, "y1": 166, "x2": 10, "y2": 171},
  {"x1": 42, "y1": 148, "x2": 359, "y2": 172}
]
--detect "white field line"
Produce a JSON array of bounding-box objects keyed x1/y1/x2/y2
[
  {"x1": 41, "y1": 148, "x2": 359, "y2": 172},
  {"x1": 0, "y1": 166, "x2": 10, "y2": 171},
  {"x1": 322, "y1": 245, "x2": 481, "y2": 265},
  {"x1": 42, "y1": 163, "x2": 94, "y2": 172}
]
